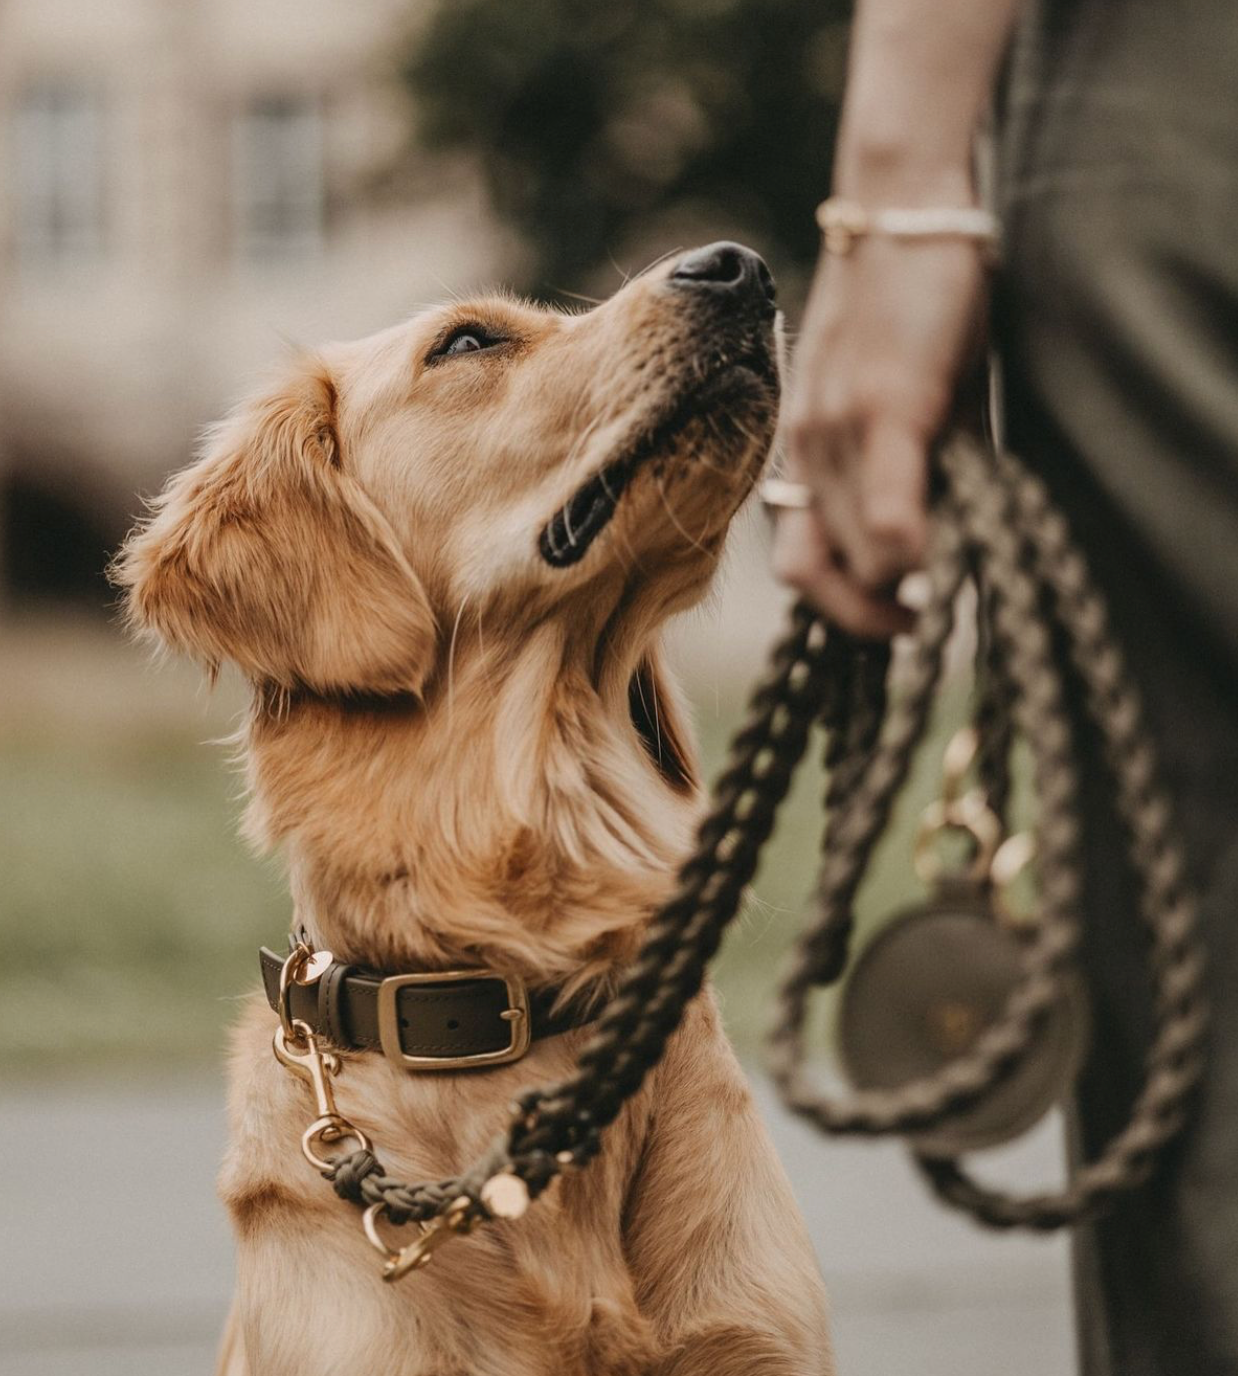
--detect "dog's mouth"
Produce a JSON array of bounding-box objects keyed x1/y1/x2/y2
[{"x1": 538, "y1": 354, "x2": 777, "y2": 569}]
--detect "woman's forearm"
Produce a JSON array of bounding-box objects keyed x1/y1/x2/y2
[
  {"x1": 833, "y1": 0, "x2": 1027, "y2": 205},
  {"x1": 773, "y1": 0, "x2": 1028, "y2": 631}
]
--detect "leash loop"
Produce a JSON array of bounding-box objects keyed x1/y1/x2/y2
[{"x1": 768, "y1": 438, "x2": 1208, "y2": 1225}]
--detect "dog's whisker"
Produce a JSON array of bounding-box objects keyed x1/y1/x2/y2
[
  {"x1": 678, "y1": 428, "x2": 731, "y2": 477},
  {"x1": 655, "y1": 477, "x2": 713, "y2": 557},
  {"x1": 648, "y1": 667, "x2": 665, "y2": 771},
  {"x1": 608, "y1": 250, "x2": 633, "y2": 287},
  {"x1": 686, "y1": 442, "x2": 730, "y2": 477},
  {"x1": 609, "y1": 510, "x2": 643, "y2": 577},
  {"x1": 630, "y1": 659, "x2": 667, "y2": 773},
  {"x1": 424, "y1": 271, "x2": 463, "y2": 304},
  {"x1": 553, "y1": 287, "x2": 605, "y2": 307},
  {"x1": 446, "y1": 595, "x2": 469, "y2": 725},
  {"x1": 560, "y1": 412, "x2": 604, "y2": 475},
  {"x1": 632, "y1": 245, "x2": 685, "y2": 281}
]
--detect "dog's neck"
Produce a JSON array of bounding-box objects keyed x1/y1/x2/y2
[{"x1": 241, "y1": 619, "x2": 700, "y2": 994}]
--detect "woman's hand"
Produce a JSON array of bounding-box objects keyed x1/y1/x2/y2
[{"x1": 773, "y1": 229, "x2": 989, "y2": 638}]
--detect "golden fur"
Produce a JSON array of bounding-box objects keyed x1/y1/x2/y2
[{"x1": 115, "y1": 252, "x2": 833, "y2": 1375}]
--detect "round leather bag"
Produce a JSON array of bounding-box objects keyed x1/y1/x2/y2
[{"x1": 837, "y1": 890, "x2": 1089, "y2": 1158}]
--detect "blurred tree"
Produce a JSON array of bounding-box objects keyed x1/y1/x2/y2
[{"x1": 404, "y1": 0, "x2": 851, "y2": 302}]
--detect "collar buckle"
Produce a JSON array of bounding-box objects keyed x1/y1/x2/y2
[{"x1": 376, "y1": 969, "x2": 532, "y2": 1071}]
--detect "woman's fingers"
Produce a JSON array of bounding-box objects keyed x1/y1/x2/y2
[
  {"x1": 836, "y1": 418, "x2": 929, "y2": 592},
  {"x1": 773, "y1": 234, "x2": 986, "y2": 636},
  {"x1": 775, "y1": 415, "x2": 926, "y2": 635},
  {"x1": 770, "y1": 507, "x2": 915, "y2": 638}
]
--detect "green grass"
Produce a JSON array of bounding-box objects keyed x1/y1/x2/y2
[
  {"x1": 1, "y1": 727, "x2": 287, "y2": 1070},
  {"x1": 1, "y1": 666, "x2": 969, "y2": 1074}
]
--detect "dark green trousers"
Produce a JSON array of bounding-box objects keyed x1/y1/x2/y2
[{"x1": 998, "y1": 1, "x2": 1238, "y2": 1371}]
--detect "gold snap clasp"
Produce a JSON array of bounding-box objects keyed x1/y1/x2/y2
[
  {"x1": 302, "y1": 1113, "x2": 372, "y2": 1174},
  {"x1": 914, "y1": 789, "x2": 1003, "y2": 888},
  {"x1": 362, "y1": 1196, "x2": 476, "y2": 1282}
]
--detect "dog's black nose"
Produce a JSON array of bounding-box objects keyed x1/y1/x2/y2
[{"x1": 670, "y1": 241, "x2": 776, "y2": 306}]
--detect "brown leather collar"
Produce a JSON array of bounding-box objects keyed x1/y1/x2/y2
[{"x1": 260, "y1": 947, "x2": 596, "y2": 1071}]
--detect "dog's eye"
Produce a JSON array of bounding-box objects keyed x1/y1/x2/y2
[{"x1": 430, "y1": 326, "x2": 504, "y2": 362}]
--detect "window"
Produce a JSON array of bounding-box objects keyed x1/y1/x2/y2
[
  {"x1": 12, "y1": 82, "x2": 105, "y2": 265},
  {"x1": 233, "y1": 95, "x2": 326, "y2": 261}
]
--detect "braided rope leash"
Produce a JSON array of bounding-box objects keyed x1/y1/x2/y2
[
  {"x1": 289, "y1": 435, "x2": 1206, "y2": 1274},
  {"x1": 911, "y1": 445, "x2": 1209, "y2": 1226},
  {"x1": 314, "y1": 603, "x2": 846, "y2": 1271},
  {"x1": 770, "y1": 438, "x2": 1209, "y2": 1228}
]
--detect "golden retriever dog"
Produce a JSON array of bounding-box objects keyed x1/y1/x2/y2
[{"x1": 114, "y1": 242, "x2": 833, "y2": 1376}]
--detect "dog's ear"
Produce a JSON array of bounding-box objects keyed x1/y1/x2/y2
[
  {"x1": 113, "y1": 361, "x2": 437, "y2": 695},
  {"x1": 629, "y1": 644, "x2": 699, "y2": 794}
]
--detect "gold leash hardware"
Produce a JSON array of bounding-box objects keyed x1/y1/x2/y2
[
  {"x1": 914, "y1": 726, "x2": 1037, "y2": 920},
  {"x1": 914, "y1": 789, "x2": 1004, "y2": 889},
  {"x1": 273, "y1": 1019, "x2": 374, "y2": 1173},
  {"x1": 940, "y1": 725, "x2": 979, "y2": 806},
  {"x1": 276, "y1": 939, "x2": 334, "y2": 1041},
  {"x1": 273, "y1": 942, "x2": 531, "y2": 1284},
  {"x1": 272, "y1": 943, "x2": 373, "y2": 1176},
  {"x1": 990, "y1": 831, "x2": 1038, "y2": 929},
  {"x1": 363, "y1": 1195, "x2": 478, "y2": 1282}
]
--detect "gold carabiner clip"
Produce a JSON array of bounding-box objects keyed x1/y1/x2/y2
[
  {"x1": 362, "y1": 1197, "x2": 476, "y2": 1282},
  {"x1": 273, "y1": 1020, "x2": 374, "y2": 1173},
  {"x1": 272, "y1": 942, "x2": 372, "y2": 1176}
]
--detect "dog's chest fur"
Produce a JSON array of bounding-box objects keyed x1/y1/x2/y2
[
  {"x1": 221, "y1": 988, "x2": 757, "y2": 1374},
  {"x1": 241, "y1": 624, "x2": 699, "y2": 989},
  {"x1": 217, "y1": 630, "x2": 714, "y2": 1370}
]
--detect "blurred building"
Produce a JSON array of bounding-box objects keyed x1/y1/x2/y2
[{"x1": 0, "y1": 0, "x2": 504, "y2": 604}]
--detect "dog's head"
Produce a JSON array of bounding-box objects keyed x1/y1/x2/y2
[{"x1": 114, "y1": 242, "x2": 779, "y2": 701}]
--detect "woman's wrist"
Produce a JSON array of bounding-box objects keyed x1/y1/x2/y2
[
  {"x1": 832, "y1": 136, "x2": 977, "y2": 210},
  {"x1": 828, "y1": 0, "x2": 1020, "y2": 212}
]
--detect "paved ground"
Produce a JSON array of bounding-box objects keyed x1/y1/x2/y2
[{"x1": 0, "y1": 1071, "x2": 1076, "y2": 1375}]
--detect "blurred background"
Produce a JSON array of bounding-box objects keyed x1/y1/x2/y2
[{"x1": 0, "y1": 1, "x2": 1073, "y2": 1372}]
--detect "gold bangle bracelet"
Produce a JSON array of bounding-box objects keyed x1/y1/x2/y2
[{"x1": 816, "y1": 197, "x2": 1000, "y2": 258}]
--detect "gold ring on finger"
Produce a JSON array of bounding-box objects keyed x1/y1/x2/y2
[{"x1": 759, "y1": 478, "x2": 814, "y2": 511}]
